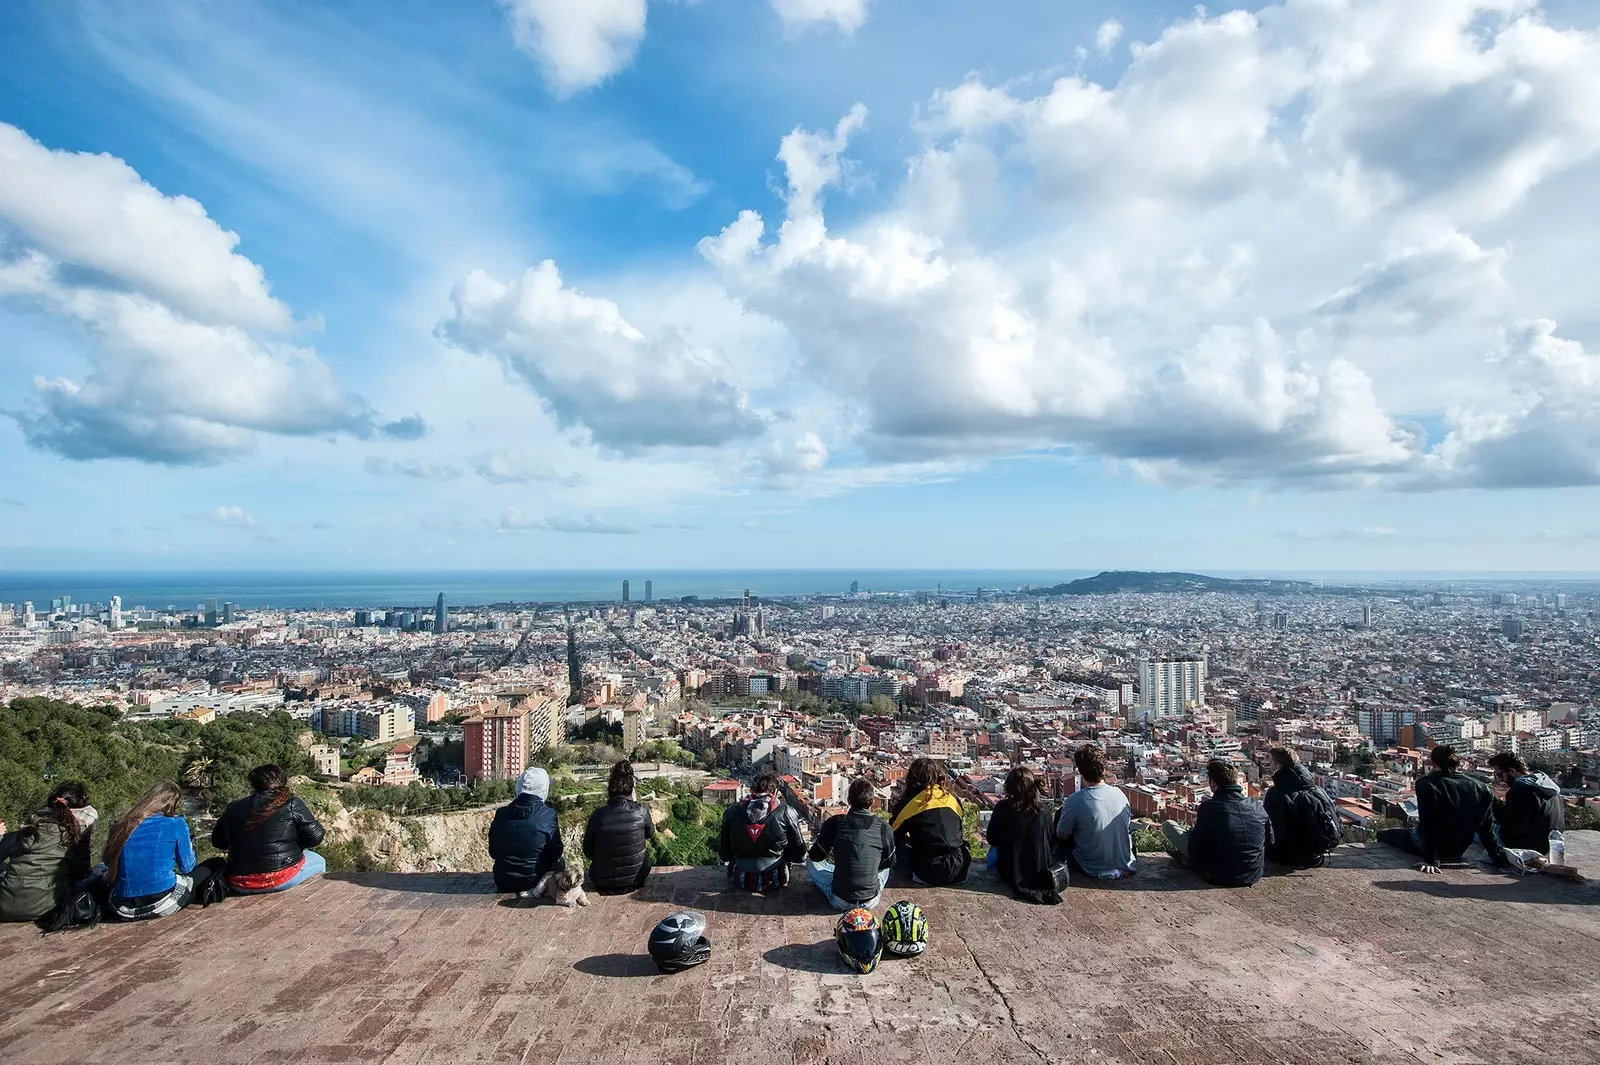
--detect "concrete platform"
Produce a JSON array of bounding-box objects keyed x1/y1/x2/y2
[{"x1": 2, "y1": 836, "x2": 1597, "y2": 1065}]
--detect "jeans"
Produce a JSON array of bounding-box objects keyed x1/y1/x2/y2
[
  {"x1": 232, "y1": 850, "x2": 326, "y2": 895},
  {"x1": 1162, "y1": 821, "x2": 1191, "y2": 862},
  {"x1": 1377, "y1": 827, "x2": 1427, "y2": 858},
  {"x1": 807, "y1": 859, "x2": 891, "y2": 912}
]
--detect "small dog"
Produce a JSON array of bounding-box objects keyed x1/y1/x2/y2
[{"x1": 528, "y1": 856, "x2": 589, "y2": 908}]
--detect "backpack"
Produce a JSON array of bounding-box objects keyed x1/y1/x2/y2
[
  {"x1": 42, "y1": 881, "x2": 105, "y2": 935},
  {"x1": 1309, "y1": 791, "x2": 1343, "y2": 852}
]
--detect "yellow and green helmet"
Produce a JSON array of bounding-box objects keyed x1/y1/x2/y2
[{"x1": 881, "y1": 900, "x2": 927, "y2": 957}]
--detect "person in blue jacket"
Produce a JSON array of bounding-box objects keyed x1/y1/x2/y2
[
  {"x1": 103, "y1": 781, "x2": 220, "y2": 920},
  {"x1": 489, "y1": 768, "x2": 564, "y2": 899}
]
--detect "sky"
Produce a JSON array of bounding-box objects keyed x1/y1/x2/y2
[{"x1": 1, "y1": 0, "x2": 1600, "y2": 574}]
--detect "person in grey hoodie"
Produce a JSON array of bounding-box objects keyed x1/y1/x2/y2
[{"x1": 1487, "y1": 752, "x2": 1564, "y2": 853}]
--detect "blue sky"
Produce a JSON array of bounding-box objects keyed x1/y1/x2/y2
[{"x1": 2, "y1": 0, "x2": 1600, "y2": 573}]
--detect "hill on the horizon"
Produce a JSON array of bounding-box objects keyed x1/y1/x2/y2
[{"x1": 1034, "y1": 570, "x2": 1314, "y2": 596}]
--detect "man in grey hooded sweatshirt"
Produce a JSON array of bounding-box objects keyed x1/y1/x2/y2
[
  {"x1": 489, "y1": 767, "x2": 563, "y2": 897},
  {"x1": 1488, "y1": 752, "x2": 1564, "y2": 854}
]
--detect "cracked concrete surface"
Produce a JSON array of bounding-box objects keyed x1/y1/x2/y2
[{"x1": 0, "y1": 836, "x2": 1596, "y2": 1064}]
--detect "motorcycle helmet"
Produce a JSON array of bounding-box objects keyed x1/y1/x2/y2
[
  {"x1": 835, "y1": 908, "x2": 883, "y2": 975},
  {"x1": 881, "y1": 900, "x2": 928, "y2": 957},
  {"x1": 648, "y1": 911, "x2": 712, "y2": 973}
]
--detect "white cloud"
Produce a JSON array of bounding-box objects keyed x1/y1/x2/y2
[
  {"x1": 209, "y1": 505, "x2": 257, "y2": 529},
  {"x1": 771, "y1": 0, "x2": 870, "y2": 35},
  {"x1": 502, "y1": 0, "x2": 649, "y2": 95},
  {"x1": 0, "y1": 123, "x2": 290, "y2": 330},
  {"x1": 497, "y1": 508, "x2": 639, "y2": 534},
  {"x1": 0, "y1": 126, "x2": 382, "y2": 465},
  {"x1": 437, "y1": 260, "x2": 766, "y2": 451},
  {"x1": 1095, "y1": 19, "x2": 1123, "y2": 55},
  {"x1": 474, "y1": 451, "x2": 587, "y2": 487},
  {"x1": 364, "y1": 457, "x2": 461, "y2": 481}
]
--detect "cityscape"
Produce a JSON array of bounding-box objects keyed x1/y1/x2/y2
[{"x1": 4, "y1": 571, "x2": 1596, "y2": 838}]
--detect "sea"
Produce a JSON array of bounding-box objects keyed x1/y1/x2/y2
[
  {"x1": 0, "y1": 569, "x2": 1098, "y2": 611},
  {"x1": 1, "y1": 568, "x2": 1594, "y2": 612}
]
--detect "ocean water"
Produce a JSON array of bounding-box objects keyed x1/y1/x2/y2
[{"x1": 0, "y1": 569, "x2": 1098, "y2": 611}]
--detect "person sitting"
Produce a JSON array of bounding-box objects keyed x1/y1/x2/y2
[
  {"x1": 582, "y1": 760, "x2": 655, "y2": 894},
  {"x1": 1263, "y1": 748, "x2": 1342, "y2": 868},
  {"x1": 490, "y1": 767, "x2": 565, "y2": 899},
  {"x1": 718, "y1": 770, "x2": 807, "y2": 892},
  {"x1": 889, "y1": 758, "x2": 970, "y2": 886},
  {"x1": 1054, "y1": 745, "x2": 1137, "y2": 879},
  {"x1": 807, "y1": 778, "x2": 895, "y2": 911},
  {"x1": 0, "y1": 782, "x2": 98, "y2": 922},
  {"x1": 987, "y1": 767, "x2": 1061, "y2": 905},
  {"x1": 1487, "y1": 752, "x2": 1564, "y2": 854},
  {"x1": 104, "y1": 782, "x2": 219, "y2": 920},
  {"x1": 1378, "y1": 746, "x2": 1503, "y2": 873},
  {"x1": 1163, "y1": 760, "x2": 1273, "y2": 887},
  {"x1": 212, "y1": 764, "x2": 327, "y2": 895}
]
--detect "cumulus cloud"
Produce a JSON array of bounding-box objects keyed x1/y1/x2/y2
[
  {"x1": 1315, "y1": 231, "x2": 1509, "y2": 332},
  {"x1": 771, "y1": 0, "x2": 869, "y2": 35},
  {"x1": 501, "y1": 0, "x2": 649, "y2": 95},
  {"x1": 497, "y1": 508, "x2": 639, "y2": 534},
  {"x1": 1095, "y1": 19, "x2": 1123, "y2": 55},
  {"x1": 378, "y1": 415, "x2": 429, "y2": 440},
  {"x1": 0, "y1": 123, "x2": 290, "y2": 330},
  {"x1": 474, "y1": 451, "x2": 587, "y2": 487},
  {"x1": 437, "y1": 260, "x2": 766, "y2": 452},
  {"x1": 0, "y1": 125, "x2": 383, "y2": 465},
  {"x1": 209, "y1": 505, "x2": 256, "y2": 529}
]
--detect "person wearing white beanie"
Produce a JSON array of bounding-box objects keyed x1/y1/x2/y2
[{"x1": 489, "y1": 765, "x2": 563, "y2": 898}]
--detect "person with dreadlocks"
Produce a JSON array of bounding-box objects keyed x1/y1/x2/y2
[
  {"x1": 0, "y1": 781, "x2": 98, "y2": 922},
  {"x1": 212, "y1": 764, "x2": 327, "y2": 894}
]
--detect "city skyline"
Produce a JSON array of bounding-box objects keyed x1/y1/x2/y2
[{"x1": 4, "y1": 1, "x2": 1600, "y2": 573}]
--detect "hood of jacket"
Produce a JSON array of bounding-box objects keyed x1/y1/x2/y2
[
  {"x1": 1516, "y1": 772, "x2": 1560, "y2": 797},
  {"x1": 1273, "y1": 764, "x2": 1315, "y2": 791},
  {"x1": 741, "y1": 793, "x2": 778, "y2": 824}
]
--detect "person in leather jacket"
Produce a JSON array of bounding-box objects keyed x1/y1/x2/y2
[
  {"x1": 718, "y1": 770, "x2": 807, "y2": 892},
  {"x1": 212, "y1": 764, "x2": 327, "y2": 894},
  {"x1": 583, "y1": 760, "x2": 655, "y2": 894}
]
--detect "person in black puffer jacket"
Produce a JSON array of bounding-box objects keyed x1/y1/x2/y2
[
  {"x1": 718, "y1": 770, "x2": 807, "y2": 892},
  {"x1": 583, "y1": 760, "x2": 655, "y2": 894},
  {"x1": 1164, "y1": 759, "x2": 1272, "y2": 887},
  {"x1": 213, "y1": 765, "x2": 327, "y2": 894},
  {"x1": 1263, "y1": 749, "x2": 1342, "y2": 869},
  {"x1": 490, "y1": 768, "x2": 564, "y2": 896}
]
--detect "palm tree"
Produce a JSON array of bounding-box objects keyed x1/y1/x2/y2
[{"x1": 181, "y1": 754, "x2": 214, "y2": 790}]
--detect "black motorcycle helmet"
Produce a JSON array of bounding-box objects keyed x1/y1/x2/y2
[{"x1": 648, "y1": 911, "x2": 712, "y2": 973}]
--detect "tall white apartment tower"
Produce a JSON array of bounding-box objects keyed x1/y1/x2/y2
[
  {"x1": 109, "y1": 596, "x2": 122, "y2": 630},
  {"x1": 1136, "y1": 655, "x2": 1208, "y2": 723},
  {"x1": 22, "y1": 601, "x2": 35, "y2": 628}
]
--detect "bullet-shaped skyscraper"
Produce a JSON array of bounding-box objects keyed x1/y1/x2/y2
[
  {"x1": 622, "y1": 580, "x2": 630, "y2": 602},
  {"x1": 435, "y1": 593, "x2": 446, "y2": 635}
]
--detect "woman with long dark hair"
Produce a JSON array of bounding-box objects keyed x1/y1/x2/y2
[
  {"x1": 104, "y1": 781, "x2": 215, "y2": 920},
  {"x1": 0, "y1": 782, "x2": 98, "y2": 922},
  {"x1": 212, "y1": 764, "x2": 327, "y2": 894},
  {"x1": 888, "y1": 757, "x2": 970, "y2": 886},
  {"x1": 582, "y1": 760, "x2": 655, "y2": 894},
  {"x1": 987, "y1": 767, "x2": 1061, "y2": 905}
]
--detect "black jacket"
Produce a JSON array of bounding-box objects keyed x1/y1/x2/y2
[
  {"x1": 888, "y1": 787, "x2": 970, "y2": 886},
  {"x1": 987, "y1": 798, "x2": 1059, "y2": 905},
  {"x1": 1415, "y1": 769, "x2": 1499, "y2": 865},
  {"x1": 1494, "y1": 773, "x2": 1564, "y2": 853},
  {"x1": 718, "y1": 794, "x2": 807, "y2": 868},
  {"x1": 489, "y1": 793, "x2": 564, "y2": 893},
  {"x1": 583, "y1": 798, "x2": 655, "y2": 893},
  {"x1": 1263, "y1": 764, "x2": 1340, "y2": 868},
  {"x1": 1188, "y1": 785, "x2": 1272, "y2": 887},
  {"x1": 212, "y1": 791, "x2": 326, "y2": 877},
  {"x1": 808, "y1": 809, "x2": 894, "y2": 903}
]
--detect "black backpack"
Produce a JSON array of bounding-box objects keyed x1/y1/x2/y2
[
  {"x1": 42, "y1": 881, "x2": 105, "y2": 935},
  {"x1": 1309, "y1": 791, "x2": 1343, "y2": 852}
]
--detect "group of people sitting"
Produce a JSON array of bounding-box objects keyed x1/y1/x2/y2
[
  {"x1": 0, "y1": 764, "x2": 327, "y2": 925},
  {"x1": 5, "y1": 742, "x2": 1569, "y2": 927},
  {"x1": 712, "y1": 742, "x2": 1571, "y2": 913}
]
